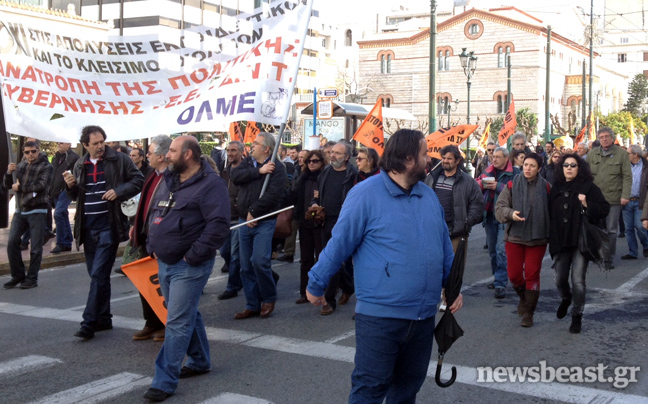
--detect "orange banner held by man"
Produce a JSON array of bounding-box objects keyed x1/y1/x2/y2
[
  {"x1": 352, "y1": 99, "x2": 384, "y2": 156},
  {"x1": 229, "y1": 122, "x2": 243, "y2": 142},
  {"x1": 122, "y1": 256, "x2": 167, "y2": 325},
  {"x1": 498, "y1": 98, "x2": 517, "y2": 146},
  {"x1": 426, "y1": 124, "x2": 479, "y2": 159},
  {"x1": 478, "y1": 123, "x2": 491, "y2": 150},
  {"x1": 244, "y1": 121, "x2": 260, "y2": 144}
]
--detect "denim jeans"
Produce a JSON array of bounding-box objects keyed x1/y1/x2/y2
[
  {"x1": 82, "y1": 227, "x2": 118, "y2": 330},
  {"x1": 554, "y1": 247, "x2": 588, "y2": 316},
  {"x1": 622, "y1": 200, "x2": 648, "y2": 257},
  {"x1": 484, "y1": 213, "x2": 508, "y2": 288},
  {"x1": 7, "y1": 212, "x2": 46, "y2": 282},
  {"x1": 350, "y1": 313, "x2": 436, "y2": 404},
  {"x1": 602, "y1": 204, "x2": 622, "y2": 261},
  {"x1": 225, "y1": 227, "x2": 242, "y2": 293},
  {"x1": 151, "y1": 257, "x2": 214, "y2": 394},
  {"x1": 54, "y1": 192, "x2": 73, "y2": 248},
  {"x1": 239, "y1": 218, "x2": 277, "y2": 311}
]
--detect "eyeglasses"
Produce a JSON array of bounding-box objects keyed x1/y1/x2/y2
[
  {"x1": 23, "y1": 150, "x2": 38, "y2": 155},
  {"x1": 562, "y1": 163, "x2": 578, "y2": 168},
  {"x1": 356, "y1": 157, "x2": 366, "y2": 162},
  {"x1": 307, "y1": 159, "x2": 321, "y2": 164}
]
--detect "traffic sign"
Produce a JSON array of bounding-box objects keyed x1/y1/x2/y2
[
  {"x1": 317, "y1": 100, "x2": 333, "y2": 119},
  {"x1": 317, "y1": 88, "x2": 338, "y2": 98}
]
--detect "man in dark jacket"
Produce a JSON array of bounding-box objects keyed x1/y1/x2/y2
[
  {"x1": 49, "y1": 142, "x2": 79, "y2": 254},
  {"x1": 310, "y1": 142, "x2": 358, "y2": 315},
  {"x1": 621, "y1": 145, "x2": 648, "y2": 260},
  {"x1": 3, "y1": 141, "x2": 53, "y2": 289},
  {"x1": 143, "y1": 136, "x2": 230, "y2": 402},
  {"x1": 130, "y1": 147, "x2": 154, "y2": 178},
  {"x1": 64, "y1": 126, "x2": 144, "y2": 340},
  {"x1": 231, "y1": 133, "x2": 287, "y2": 320}
]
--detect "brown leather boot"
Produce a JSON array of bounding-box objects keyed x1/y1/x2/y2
[
  {"x1": 521, "y1": 290, "x2": 539, "y2": 327},
  {"x1": 513, "y1": 286, "x2": 526, "y2": 316}
]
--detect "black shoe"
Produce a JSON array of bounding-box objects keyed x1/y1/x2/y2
[
  {"x1": 277, "y1": 255, "x2": 294, "y2": 263},
  {"x1": 50, "y1": 245, "x2": 72, "y2": 254},
  {"x1": 220, "y1": 262, "x2": 229, "y2": 273},
  {"x1": 569, "y1": 314, "x2": 582, "y2": 334},
  {"x1": 494, "y1": 287, "x2": 506, "y2": 299},
  {"x1": 3, "y1": 278, "x2": 23, "y2": 289},
  {"x1": 272, "y1": 270, "x2": 280, "y2": 284},
  {"x1": 143, "y1": 388, "x2": 171, "y2": 402},
  {"x1": 19, "y1": 243, "x2": 28, "y2": 251},
  {"x1": 74, "y1": 327, "x2": 94, "y2": 340},
  {"x1": 95, "y1": 323, "x2": 113, "y2": 332},
  {"x1": 618, "y1": 233, "x2": 625, "y2": 238},
  {"x1": 604, "y1": 261, "x2": 615, "y2": 270},
  {"x1": 114, "y1": 267, "x2": 125, "y2": 275},
  {"x1": 556, "y1": 299, "x2": 571, "y2": 319},
  {"x1": 644, "y1": 248, "x2": 648, "y2": 258},
  {"x1": 19, "y1": 279, "x2": 38, "y2": 289},
  {"x1": 44, "y1": 231, "x2": 56, "y2": 243},
  {"x1": 620, "y1": 254, "x2": 637, "y2": 260},
  {"x1": 179, "y1": 366, "x2": 210, "y2": 379},
  {"x1": 487, "y1": 282, "x2": 495, "y2": 289},
  {"x1": 217, "y1": 290, "x2": 238, "y2": 300},
  {"x1": 483, "y1": 244, "x2": 488, "y2": 249}
]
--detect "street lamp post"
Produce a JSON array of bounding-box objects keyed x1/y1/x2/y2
[
  {"x1": 447, "y1": 98, "x2": 459, "y2": 126},
  {"x1": 459, "y1": 48, "x2": 477, "y2": 173}
]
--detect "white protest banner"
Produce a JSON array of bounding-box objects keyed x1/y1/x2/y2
[{"x1": 0, "y1": 0, "x2": 313, "y2": 142}]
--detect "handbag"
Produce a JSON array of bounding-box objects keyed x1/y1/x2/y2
[
  {"x1": 578, "y1": 207, "x2": 609, "y2": 266},
  {"x1": 273, "y1": 208, "x2": 294, "y2": 238}
]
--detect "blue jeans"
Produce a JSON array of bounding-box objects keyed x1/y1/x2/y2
[
  {"x1": 622, "y1": 200, "x2": 648, "y2": 257},
  {"x1": 151, "y1": 257, "x2": 214, "y2": 394},
  {"x1": 238, "y1": 218, "x2": 277, "y2": 311},
  {"x1": 484, "y1": 213, "x2": 508, "y2": 288},
  {"x1": 350, "y1": 314, "x2": 436, "y2": 404},
  {"x1": 54, "y1": 192, "x2": 73, "y2": 248},
  {"x1": 225, "y1": 227, "x2": 242, "y2": 293},
  {"x1": 7, "y1": 212, "x2": 45, "y2": 282},
  {"x1": 82, "y1": 228, "x2": 119, "y2": 330}
]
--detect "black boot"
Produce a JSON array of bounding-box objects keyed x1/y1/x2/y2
[
  {"x1": 521, "y1": 290, "x2": 539, "y2": 327},
  {"x1": 556, "y1": 299, "x2": 571, "y2": 319},
  {"x1": 513, "y1": 286, "x2": 526, "y2": 316},
  {"x1": 569, "y1": 314, "x2": 582, "y2": 334}
]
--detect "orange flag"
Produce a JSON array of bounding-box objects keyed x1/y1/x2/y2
[
  {"x1": 121, "y1": 257, "x2": 167, "y2": 325},
  {"x1": 229, "y1": 122, "x2": 243, "y2": 142},
  {"x1": 425, "y1": 125, "x2": 479, "y2": 159},
  {"x1": 244, "y1": 121, "x2": 260, "y2": 144},
  {"x1": 478, "y1": 123, "x2": 491, "y2": 149},
  {"x1": 498, "y1": 98, "x2": 517, "y2": 146},
  {"x1": 576, "y1": 113, "x2": 593, "y2": 144},
  {"x1": 352, "y1": 99, "x2": 385, "y2": 156}
]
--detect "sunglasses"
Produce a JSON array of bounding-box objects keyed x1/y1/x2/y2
[
  {"x1": 23, "y1": 149, "x2": 38, "y2": 155},
  {"x1": 487, "y1": 149, "x2": 495, "y2": 152},
  {"x1": 356, "y1": 157, "x2": 366, "y2": 162},
  {"x1": 562, "y1": 163, "x2": 578, "y2": 168},
  {"x1": 307, "y1": 159, "x2": 321, "y2": 164}
]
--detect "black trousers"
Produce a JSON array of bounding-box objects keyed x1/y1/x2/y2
[
  {"x1": 322, "y1": 217, "x2": 354, "y2": 309},
  {"x1": 140, "y1": 293, "x2": 165, "y2": 330},
  {"x1": 298, "y1": 223, "x2": 323, "y2": 297}
]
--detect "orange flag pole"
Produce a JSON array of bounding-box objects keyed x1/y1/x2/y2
[{"x1": 352, "y1": 99, "x2": 385, "y2": 156}]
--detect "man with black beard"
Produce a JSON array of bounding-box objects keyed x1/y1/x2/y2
[{"x1": 307, "y1": 129, "x2": 460, "y2": 403}]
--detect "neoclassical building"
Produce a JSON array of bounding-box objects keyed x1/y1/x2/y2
[{"x1": 357, "y1": 7, "x2": 629, "y2": 137}]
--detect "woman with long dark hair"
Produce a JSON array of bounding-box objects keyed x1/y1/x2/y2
[
  {"x1": 549, "y1": 154, "x2": 610, "y2": 333},
  {"x1": 289, "y1": 150, "x2": 325, "y2": 304},
  {"x1": 541, "y1": 150, "x2": 562, "y2": 185},
  {"x1": 355, "y1": 147, "x2": 380, "y2": 184}
]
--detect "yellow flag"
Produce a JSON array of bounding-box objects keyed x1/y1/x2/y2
[{"x1": 478, "y1": 123, "x2": 491, "y2": 149}]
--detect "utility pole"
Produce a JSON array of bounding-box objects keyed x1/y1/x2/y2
[
  {"x1": 544, "y1": 26, "x2": 551, "y2": 141},
  {"x1": 581, "y1": 60, "x2": 587, "y2": 130},
  {"x1": 429, "y1": 0, "x2": 437, "y2": 133},
  {"x1": 587, "y1": 0, "x2": 594, "y2": 136}
]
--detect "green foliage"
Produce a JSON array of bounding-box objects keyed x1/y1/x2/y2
[
  {"x1": 199, "y1": 142, "x2": 217, "y2": 156},
  {"x1": 624, "y1": 74, "x2": 648, "y2": 115},
  {"x1": 516, "y1": 107, "x2": 539, "y2": 138},
  {"x1": 490, "y1": 117, "x2": 504, "y2": 138},
  {"x1": 598, "y1": 111, "x2": 647, "y2": 139}
]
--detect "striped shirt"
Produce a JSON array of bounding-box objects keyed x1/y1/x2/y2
[{"x1": 83, "y1": 158, "x2": 110, "y2": 230}]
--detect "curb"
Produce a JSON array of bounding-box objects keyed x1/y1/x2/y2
[{"x1": 0, "y1": 245, "x2": 127, "y2": 277}]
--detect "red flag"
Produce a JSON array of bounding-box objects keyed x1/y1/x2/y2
[
  {"x1": 352, "y1": 100, "x2": 385, "y2": 156},
  {"x1": 498, "y1": 98, "x2": 517, "y2": 146},
  {"x1": 229, "y1": 122, "x2": 243, "y2": 142},
  {"x1": 244, "y1": 121, "x2": 260, "y2": 144}
]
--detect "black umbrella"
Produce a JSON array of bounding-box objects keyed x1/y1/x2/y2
[{"x1": 434, "y1": 237, "x2": 466, "y2": 388}]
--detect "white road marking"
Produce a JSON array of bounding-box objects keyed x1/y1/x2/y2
[
  {"x1": 27, "y1": 372, "x2": 151, "y2": 404},
  {"x1": 199, "y1": 393, "x2": 274, "y2": 404},
  {"x1": 324, "y1": 330, "x2": 355, "y2": 344},
  {"x1": 616, "y1": 265, "x2": 648, "y2": 293},
  {"x1": 0, "y1": 355, "x2": 62, "y2": 378},
  {"x1": 1, "y1": 302, "x2": 646, "y2": 403}
]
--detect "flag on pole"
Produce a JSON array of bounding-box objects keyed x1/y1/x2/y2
[
  {"x1": 121, "y1": 257, "x2": 167, "y2": 325},
  {"x1": 478, "y1": 123, "x2": 491, "y2": 150},
  {"x1": 352, "y1": 99, "x2": 385, "y2": 156},
  {"x1": 229, "y1": 122, "x2": 243, "y2": 142},
  {"x1": 244, "y1": 121, "x2": 261, "y2": 144},
  {"x1": 498, "y1": 98, "x2": 517, "y2": 146},
  {"x1": 575, "y1": 113, "x2": 591, "y2": 145},
  {"x1": 426, "y1": 125, "x2": 479, "y2": 159}
]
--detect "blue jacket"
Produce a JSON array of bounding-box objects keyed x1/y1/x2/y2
[
  {"x1": 147, "y1": 159, "x2": 231, "y2": 266},
  {"x1": 307, "y1": 170, "x2": 454, "y2": 321}
]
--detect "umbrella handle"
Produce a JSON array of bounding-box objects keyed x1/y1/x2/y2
[{"x1": 435, "y1": 361, "x2": 457, "y2": 388}]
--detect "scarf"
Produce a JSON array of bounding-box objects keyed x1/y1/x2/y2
[{"x1": 509, "y1": 174, "x2": 550, "y2": 241}]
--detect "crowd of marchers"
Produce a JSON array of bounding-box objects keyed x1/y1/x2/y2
[{"x1": 2, "y1": 125, "x2": 647, "y2": 402}]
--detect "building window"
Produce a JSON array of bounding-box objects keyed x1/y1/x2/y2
[
  {"x1": 381, "y1": 55, "x2": 385, "y2": 73},
  {"x1": 644, "y1": 52, "x2": 648, "y2": 62},
  {"x1": 464, "y1": 19, "x2": 484, "y2": 40},
  {"x1": 498, "y1": 47, "x2": 504, "y2": 68},
  {"x1": 322, "y1": 38, "x2": 326, "y2": 48},
  {"x1": 505, "y1": 47, "x2": 510, "y2": 66},
  {"x1": 378, "y1": 95, "x2": 393, "y2": 108},
  {"x1": 618, "y1": 54, "x2": 627, "y2": 63},
  {"x1": 345, "y1": 59, "x2": 349, "y2": 69},
  {"x1": 437, "y1": 97, "x2": 449, "y2": 114},
  {"x1": 386, "y1": 54, "x2": 392, "y2": 73},
  {"x1": 445, "y1": 51, "x2": 450, "y2": 70},
  {"x1": 438, "y1": 51, "x2": 445, "y2": 71},
  {"x1": 345, "y1": 29, "x2": 352, "y2": 47},
  {"x1": 469, "y1": 24, "x2": 479, "y2": 35},
  {"x1": 620, "y1": 37, "x2": 629, "y2": 44}
]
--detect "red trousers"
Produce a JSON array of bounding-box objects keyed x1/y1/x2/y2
[{"x1": 504, "y1": 242, "x2": 547, "y2": 291}]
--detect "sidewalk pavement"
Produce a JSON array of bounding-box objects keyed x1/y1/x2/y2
[{"x1": 0, "y1": 203, "x2": 127, "y2": 276}]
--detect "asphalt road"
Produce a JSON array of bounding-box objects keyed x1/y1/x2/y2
[{"x1": 0, "y1": 229, "x2": 647, "y2": 404}]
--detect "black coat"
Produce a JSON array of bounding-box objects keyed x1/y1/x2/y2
[
  {"x1": 50, "y1": 149, "x2": 80, "y2": 199},
  {"x1": 548, "y1": 177, "x2": 610, "y2": 257},
  {"x1": 231, "y1": 156, "x2": 287, "y2": 221},
  {"x1": 287, "y1": 169, "x2": 321, "y2": 222}
]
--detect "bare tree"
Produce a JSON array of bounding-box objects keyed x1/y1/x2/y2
[{"x1": 337, "y1": 63, "x2": 385, "y2": 104}]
